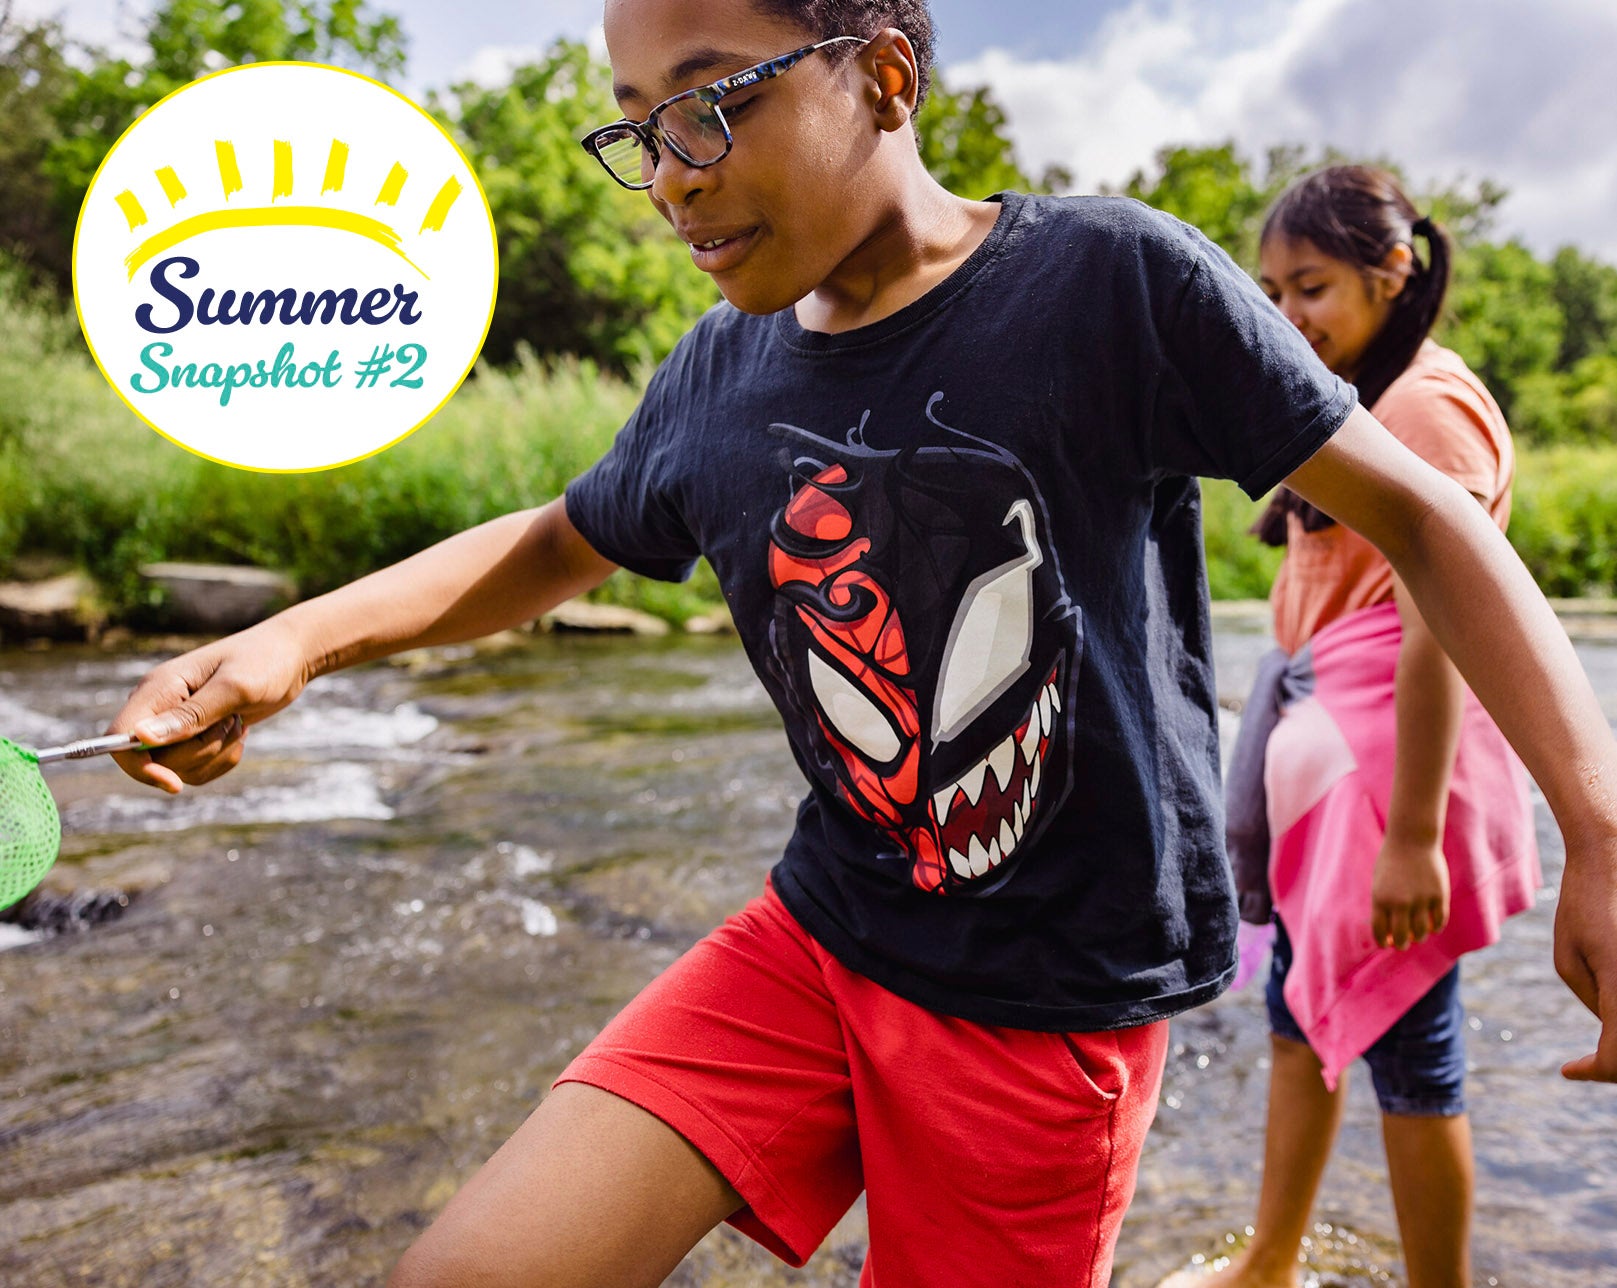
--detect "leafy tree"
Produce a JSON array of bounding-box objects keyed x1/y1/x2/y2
[
  {"x1": 1550, "y1": 246, "x2": 1617, "y2": 368},
  {"x1": 1511, "y1": 355, "x2": 1617, "y2": 445},
  {"x1": 435, "y1": 41, "x2": 717, "y2": 373},
  {"x1": 916, "y1": 73, "x2": 1069, "y2": 199},
  {"x1": 0, "y1": 16, "x2": 77, "y2": 287},
  {"x1": 1420, "y1": 175, "x2": 1507, "y2": 249},
  {"x1": 1118, "y1": 142, "x2": 1281, "y2": 265},
  {"x1": 1439, "y1": 239, "x2": 1563, "y2": 421},
  {"x1": 3, "y1": 0, "x2": 405, "y2": 294}
]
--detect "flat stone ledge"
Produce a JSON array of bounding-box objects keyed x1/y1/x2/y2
[
  {"x1": 139, "y1": 562, "x2": 298, "y2": 633},
  {"x1": 0, "y1": 573, "x2": 103, "y2": 641},
  {"x1": 684, "y1": 607, "x2": 735, "y2": 635},
  {"x1": 540, "y1": 601, "x2": 670, "y2": 636}
]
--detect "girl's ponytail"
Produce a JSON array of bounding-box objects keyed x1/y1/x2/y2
[{"x1": 1351, "y1": 211, "x2": 1450, "y2": 408}]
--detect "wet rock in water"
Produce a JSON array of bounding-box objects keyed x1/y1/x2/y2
[{"x1": 2, "y1": 887, "x2": 134, "y2": 933}]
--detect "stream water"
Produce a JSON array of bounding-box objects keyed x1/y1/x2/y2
[{"x1": 2, "y1": 617, "x2": 1613, "y2": 1287}]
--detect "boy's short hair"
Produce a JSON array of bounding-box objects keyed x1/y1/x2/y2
[{"x1": 750, "y1": 0, "x2": 937, "y2": 109}]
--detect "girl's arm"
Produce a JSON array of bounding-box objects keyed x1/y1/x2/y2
[
  {"x1": 1373, "y1": 576, "x2": 1466, "y2": 950},
  {"x1": 1285, "y1": 404, "x2": 1617, "y2": 1082},
  {"x1": 109, "y1": 498, "x2": 618, "y2": 792}
]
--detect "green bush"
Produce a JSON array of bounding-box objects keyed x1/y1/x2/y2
[
  {"x1": 0, "y1": 257, "x2": 722, "y2": 624},
  {"x1": 1201, "y1": 478, "x2": 1283, "y2": 601},
  {"x1": 1507, "y1": 445, "x2": 1617, "y2": 596}
]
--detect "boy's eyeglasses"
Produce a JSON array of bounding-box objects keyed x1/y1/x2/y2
[{"x1": 581, "y1": 36, "x2": 868, "y2": 190}]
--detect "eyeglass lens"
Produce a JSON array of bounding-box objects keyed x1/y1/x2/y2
[{"x1": 596, "y1": 97, "x2": 729, "y2": 186}]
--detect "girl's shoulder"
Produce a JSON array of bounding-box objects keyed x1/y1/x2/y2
[
  {"x1": 1375, "y1": 340, "x2": 1506, "y2": 431},
  {"x1": 1373, "y1": 340, "x2": 1514, "y2": 507}
]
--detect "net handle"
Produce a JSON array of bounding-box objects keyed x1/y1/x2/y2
[{"x1": 33, "y1": 733, "x2": 145, "y2": 764}]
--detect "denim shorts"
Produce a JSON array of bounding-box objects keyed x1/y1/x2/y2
[{"x1": 1266, "y1": 918, "x2": 1467, "y2": 1116}]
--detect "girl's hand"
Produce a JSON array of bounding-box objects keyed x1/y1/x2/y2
[
  {"x1": 105, "y1": 616, "x2": 315, "y2": 793},
  {"x1": 1371, "y1": 834, "x2": 1451, "y2": 950}
]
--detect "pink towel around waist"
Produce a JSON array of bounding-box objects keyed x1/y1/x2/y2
[{"x1": 1264, "y1": 600, "x2": 1541, "y2": 1089}]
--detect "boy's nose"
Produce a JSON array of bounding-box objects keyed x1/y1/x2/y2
[{"x1": 650, "y1": 146, "x2": 706, "y2": 207}]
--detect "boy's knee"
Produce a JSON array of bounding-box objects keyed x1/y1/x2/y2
[
  {"x1": 386, "y1": 1237, "x2": 459, "y2": 1288},
  {"x1": 387, "y1": 1234, "x2": 523, "y2": 1288},
  {"x1": 387, "y1": 1228, "x2": 599, "y2": 1288}
]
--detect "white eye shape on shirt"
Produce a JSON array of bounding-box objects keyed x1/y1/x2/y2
[
  {"x1": 932, "y1": 498, "x2": 1042, "y2": 746},
  {"x1": 809, "y1": 649, "x2": 903, "y2": 763}
]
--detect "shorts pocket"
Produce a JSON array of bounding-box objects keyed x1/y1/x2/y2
[{"x1": 1046, "y1": 1030, "x2": 1123, "y2": 1111}]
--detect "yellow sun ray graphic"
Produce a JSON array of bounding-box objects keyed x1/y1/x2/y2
[
  {"x1": 118, "y1": 139, "x2": 463, "y2": 281},
  {"x1": 375, "y1": 162, "x2": 408, "y2": 206}
]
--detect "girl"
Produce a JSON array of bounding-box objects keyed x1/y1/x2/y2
[{"x1": 1163, "y1": 167, "x2": 1542, "y2": 1288}]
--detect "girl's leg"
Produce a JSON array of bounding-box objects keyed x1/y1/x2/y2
[
  {"x1": 1163, "y1": 918, "x2": 1345, "y2": 1288},
  {"x1": 1363, "y1": 964, "x2": 1472, "y2": 1288},
  {"x1": 388, "y1": 1082, "x2": 744, "y2": 1288},
  {"x1": 1381, "y1": 1110, "x2": 1473, "y2": 1288},
  {"x1": 1172, "y1": 1034, "x2": 1346, "y2": 1288}
]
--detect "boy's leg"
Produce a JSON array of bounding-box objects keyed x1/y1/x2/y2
[
  {"x1": 830, "y1": 954, "x2": 1169, "y2": 1288},
  {"x1": 1381, "y1": 1111, "x2": 1473, "y2": 1288},
  {"x1": 388, "y1": 1081, "x2": 744, "y2": 1288},
  {"x1": 391, "y1": 882, "x2": 866, "y2": 1286}
]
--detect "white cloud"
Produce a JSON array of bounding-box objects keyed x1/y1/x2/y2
[
  {"x1": 947, "y1": 0, "x2": 1617, "y2": 261},
  {"x1": 451, "y1": 43, "x2": 547, "y2": 89},
  {"x1": 446, "y1": 23, "x2": 604, "y2": 91}
]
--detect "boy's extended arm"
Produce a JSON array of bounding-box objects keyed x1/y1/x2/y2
[
  {"x1": 1285, "y1": 405, "x2": 1617, "y2": 1082},
  {"x1": 287, "y1": 497, "x2": 617, "y2": 675},
  {"x1": 110, "y1": 498, "x2": 618, "y2": 789}
]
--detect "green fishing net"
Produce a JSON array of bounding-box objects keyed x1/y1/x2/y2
[{"x1": 0, "y1": 738, "x2": 61, "y2": 912}]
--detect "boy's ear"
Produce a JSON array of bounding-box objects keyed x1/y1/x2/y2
[{"x1": 866, "y1": 28, "x2": 919, "y2": 131}]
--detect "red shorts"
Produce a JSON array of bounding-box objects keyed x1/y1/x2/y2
[{"x1": 556, "y1": 881, "x2": 1168, "y2": 1287}]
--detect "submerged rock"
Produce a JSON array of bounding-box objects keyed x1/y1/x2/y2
[{"x1": 2, "y1": 886, "x2": 134, "y2": 934}]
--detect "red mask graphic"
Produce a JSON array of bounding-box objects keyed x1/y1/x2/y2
[{"x1": 766, "y1": 401, "x2": 1078, "y2": 895}]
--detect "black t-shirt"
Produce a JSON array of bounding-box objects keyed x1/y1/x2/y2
[{"x1": 565, "y1": 192, "x2": 1355, "y2": 1031}]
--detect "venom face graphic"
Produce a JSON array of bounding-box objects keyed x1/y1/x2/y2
[{"x1": 766, "y1": 394, "x2": 1081, "y2": 895}]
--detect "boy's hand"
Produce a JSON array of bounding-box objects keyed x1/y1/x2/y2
[
  {"x1": 107, "y1": 617, "x2": 314, "y2": 794},
  {"x1": 1371, "y1": 834, "x2": 1451, "y2": 950},
  {"x1": 1555, "y1": 837, "x2": 1617, "y2": 1081}
]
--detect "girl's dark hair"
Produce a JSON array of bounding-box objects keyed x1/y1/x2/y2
[
  {"x1": 751, "y1": 0, "x2": 937, "y2": 109},
  {"x1": 1253, "y1": 165, "x2": 1451, "y2": 545}
]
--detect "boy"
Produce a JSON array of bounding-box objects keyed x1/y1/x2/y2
[{"x1": 111, "y1": 1, "x2": 1617, "y2": 1284}]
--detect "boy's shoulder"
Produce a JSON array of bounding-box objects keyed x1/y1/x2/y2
[{"x1": 1006, "y1": 191, "x2": 1209, "y2": 264}]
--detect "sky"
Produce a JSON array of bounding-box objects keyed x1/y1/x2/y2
[{"x1": 14, "y1": 0, "x2": 1617, "y2": 262}]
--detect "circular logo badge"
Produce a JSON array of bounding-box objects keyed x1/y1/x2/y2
[{"x1": 73, "y1": 63, "x2": 498, "y2": 472}]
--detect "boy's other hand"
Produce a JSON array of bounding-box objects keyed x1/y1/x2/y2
[
  {"x1": 1556, "y1": 837, "x2": 1617, "y2": 1082},
  {"x1": 106, "y1": 617, "x2": 314, "y2": 793}
]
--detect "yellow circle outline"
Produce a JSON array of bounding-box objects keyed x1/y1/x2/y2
[{"x1": 72, "y1": 60, "x2": 500, "y2": 475}]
